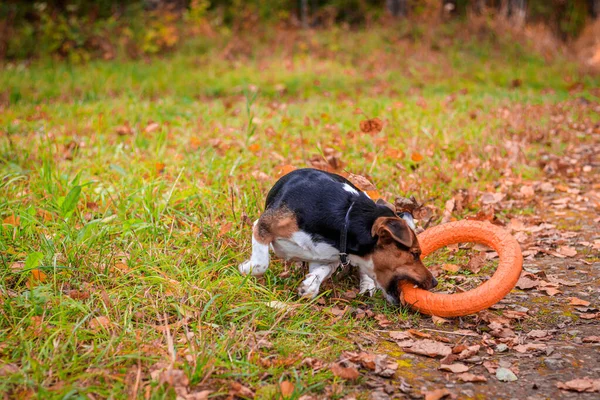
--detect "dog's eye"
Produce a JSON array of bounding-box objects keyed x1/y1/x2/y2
[{"x1": 412, "y1": 251, "x2": 421, "y2": 260}]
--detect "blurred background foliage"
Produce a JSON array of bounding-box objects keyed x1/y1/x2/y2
[{"x1": 1, "y1": 0, "x2": 599, "y2": 62}]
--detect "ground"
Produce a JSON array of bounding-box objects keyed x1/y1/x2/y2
[{"x1": 0, "y1": 25, "x2": 599, "y2": 399}]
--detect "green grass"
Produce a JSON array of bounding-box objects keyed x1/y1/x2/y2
[{"x1": 1, "y1": 26, "x2": 599, "y2": 398}]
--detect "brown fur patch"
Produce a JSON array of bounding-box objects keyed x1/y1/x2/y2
[{"x1": 253, "y1": 206, "x2": 299, "y2": 244}]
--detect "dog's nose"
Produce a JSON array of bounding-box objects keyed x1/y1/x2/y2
[{"x1": 431, "y1": 277, "x2": 438, "y2": 289}]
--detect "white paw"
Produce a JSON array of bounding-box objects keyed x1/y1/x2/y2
[
  {"x1": 359, "y1": 280, "x2": 376, "y2": 297},
  {"x1": 298, "y1": 274, "x2": 321, "y2": 298},
  {"x1": 239, "y1": 260, "x2": 267, "y2": 276}
]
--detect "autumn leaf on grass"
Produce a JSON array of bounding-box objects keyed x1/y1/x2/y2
[
  {"x1": 330, "y1": 363, "x2": 359, "y2": 380},
  {"x1": 145, "y1": 122, "x2": 160, "y2": 134},
  {"x1": 466, "y1": 252, "x2": 486, "y2": 274},
  {"x1": 556, "y1": 377, "x2": 600, "y2": 393},
  {"x1": 359, "y1": 118, "x2": 383, "y2": 134},
  {"x1": 218, "y1": 222, "x2": 233, "y2": 238},
  {"x1": 89, "y1": 316, "x2": 111, "y2": 330},
  {"x1": 115, "y1": 124, "x2": 133, "y2": 136},
  {"x1": 229, "y1": 382, "x2": 255, "y2": 398},
  {"x1": 411, "y1": 152, "x2": 424, "y2": 162},
  {"x1": 374, "y1": 314, "x2": 393, "y2": 328},
  {"x1": 442, "y1": 264, "x2": 460, "y2": 273},
  {"x1": 568, "y1": 297, "x2": 591, "y2": 307},
  {"x1": 279, "y1": 381, "x2": 294, "y2": 398},
  {"x1": 3, "y1": 215, "x2": 20, "y2": 226}
]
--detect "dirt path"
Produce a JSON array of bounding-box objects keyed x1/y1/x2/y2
[{"x1": 357, "y1": 143, "x2": 600, "y2": 400}]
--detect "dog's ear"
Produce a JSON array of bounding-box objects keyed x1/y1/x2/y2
[
  {"x1": 376, "y1": 198, "x2": 395, "y2": 212},
  {"x1": 371, "y1": 217, "x2": 414, "y2": 248}
]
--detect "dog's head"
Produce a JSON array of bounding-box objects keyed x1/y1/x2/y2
[{"x1": 370, "y1": 216, "x2": 437, "y2": 304}]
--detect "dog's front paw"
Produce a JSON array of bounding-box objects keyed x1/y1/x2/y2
[
  {"x1": 298, "y1": 274, "x2": 321, "y2": 298},
  {"x1": 358, "y1": 274, "x2": 377, "y2": 297},
  {"x1": 239, "y1": 260, "x2": 267, "y2": 276}
]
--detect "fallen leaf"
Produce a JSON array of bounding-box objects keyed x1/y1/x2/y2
[
  {"x1": 582, "y1": 336, "x2": 600, "y2": 343},
  {"x1": 424, "y1": 388, "x2": 453, "y2": 400},
  {"x1": 411, "y1": 152, "x2": 424, "y2": 162},
  {"x1": 439, "y1": 363, "x2": 469, "y2": 373},
  {"x1": 540, "y1": 287, "x2": 561, "y2": 296},
  {"x1": 580, "y1": 313, "x2": 600, "y2": 320},
  {"x1": 513, "y1": 343, "x2": 547, "y2": 353},
  {"x1": 155, "y1": 162, "x2": 165, "y2": 174},
  {"x1": 346, "y1": 173, "x2": 377, "y2": 191},
  {"x1": 557, "y1": 246, "x2": 577, "y2": 257},
  {"x1": 0, "y1": 363, "x2": 19, "y2": 376},
  {"x1": 520, "y1": 185, "x2": 535, "y2": 197},
  {"x1": 402, "y1": 339, "x2": 452, "y2": 358},
  {"x1": 480, "y1": 192, "x2": 505, "y2": 205},
  {"x1": 407, "y1": 329, "x2": 432, "y2": 339},
  {"x1": 230, "y1": 382, "x2": 255, "y2": 398},
  {"x1": 457, "y1": 345, "x2": 480, "y2": 360},
  {"x1": 359, "y1": 118, "x2": 383, "y2": 134},
  {"x1": 89, "y1": 316, "x2": 111, "y2": 330},
  {"x1": 67, "y1": 290, "x2": 90, "y2": 300},
  {"x1": 31, "y1": 269, "x2": 47, "y2": 283},
  {"x1": 374, "y1": 314, "x2": 393, "y2": 328},
  {"x1": 432, "y1": 316, "x2": 450, "y2": 325},
  {"x1": 556, "y1": 377, "x2": 600, "y2": 393},
  {"x1": 516, "y1": 274, "x2": 540, "y2": 290},
  {"x1": 280, "y1": 380, "x2": 294, "y2": 398},
  {"x1": 3, "y1": 215, "x2": 20, "y2": 226},
  {"x1": 145, "y1": 122, "x2": 160, "y2": 133},
  {"x1": 466, "y1": 252, "x2": 486, "y2": 273},
  {"x1": 389, "y1": 331, "x2": 411, "y2": 341},
  {"x1": 568, "y1": 297, "x2": 590, "y2": 307},
  {"x1": 457, "y1": 373, "x2": 488, "y2": 382},
  {"x1": 330, "y1": 363, "x2": 359, "y2": 380},
  {"x1": 526, "y1": 330, "x2": 549, "y2": 339},
  {"x1": 442, "y1": 263, "x2": 460, "y2": 273},
  {"x1": 218, "y1": 222, "x2": 233, "y2": 238},
  {"x1": 115, "y1": 124, "x2": 132, "y2": 136}
]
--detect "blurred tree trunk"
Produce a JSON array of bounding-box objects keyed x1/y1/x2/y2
[
  {"x1": 386, "y1": 0, "x2": 408, "y2": 17},
  {"x1": 500, "y1": 0, "x2": 526, "y2": 27},
  {"x1": 590, "y1": 0, "x2": 600, "y2": 18},
  {"x1": 300, "y1": 0, "x2": 308, "y2": 28}
]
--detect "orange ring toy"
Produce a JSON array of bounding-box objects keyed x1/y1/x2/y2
[{"x1": 399, "y1": 220, "x2": 523, "y2": 317}]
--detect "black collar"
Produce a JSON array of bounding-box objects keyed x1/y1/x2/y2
[{"x1": 339, "y1": 202, "x2": 355, "y2": 267}]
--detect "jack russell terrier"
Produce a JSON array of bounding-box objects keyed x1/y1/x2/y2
[{"x1": 239, "y1": 168, "x2": 437, "y2": 304}]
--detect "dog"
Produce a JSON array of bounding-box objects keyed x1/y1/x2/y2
[{"x1": 239, "y1": 168, "x2": 437, "y2": 304}]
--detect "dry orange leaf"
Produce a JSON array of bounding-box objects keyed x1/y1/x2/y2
[
  {"x1": 248, "y1": 143, "x2": 261, "y2": 153},
  {"x1": 359, "y1": 118, "x2": 383, "y2": 134},
  {"x1": 114, "y1": 262, "x2": 130, "y2": 273},
  {"x1": 568, "y1": 297, "x2": 591, "y2": 307},
  {"x1": 31, "y1": 269, "x2": 47, "y2": 282},
  {"x1": 3, "y1": 215, "x2": 20, "y2": 226},
  {"x1": 218, "y1": 222, "x2": 233, "y2": 238},
  {"x1": 145, "y1": 122, "x2": 160, "y2": 133},
  {"x1": 411, "y1": 152, "x2": 424, "y2": 162},
  {"x1": 365, "y1": 190, "x2": 381, "y2": 200},
  {"x1": 330, "y1": 363, "x2": 359, "y2": 380},
  {"x1": 279, "y1": 381, "x2": 294, "y2": 398},
  {"x1": 155, "y1": 162, "x2": 166, "y2": 174},
  {"x1": 89, "y1": 316, "x2": 111, "y2": 330},
  {"x1": 277, "y1": 164, "x2": 297, "y2": 177},
  {"x1": 442, "y1": 263, "x2": 460, "y2": 273}
]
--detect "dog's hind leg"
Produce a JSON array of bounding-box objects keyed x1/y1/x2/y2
[{"x1": 239, "y1": 220, "x2": 271, "y2": 276}]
